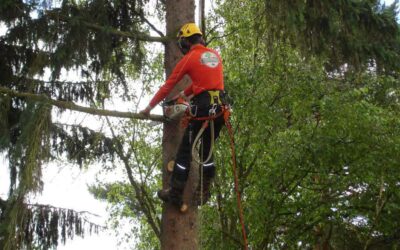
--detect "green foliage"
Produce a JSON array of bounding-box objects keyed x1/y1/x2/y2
[
  {"x1": 214, "y1": 0, "x2": 400, "y2": 73},
  {"x1": 264, "y1": 0, "x2": 400, "y2": 72},
  {"x1": 88, "y1": 118, "x2": 163, "y2": 249},
  {"x1": 51, "y1": 124, "x2": 118, "y2": 167},
  {"x1": 19, "y1": 102, "x2": 51, "y2": 193},
  {"x1": 196, "y1": 1, "x2": 400, "y2": 249}
]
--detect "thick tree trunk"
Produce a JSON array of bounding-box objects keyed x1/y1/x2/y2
[{"x1": 161, "y1": 1, "x2": 198, "y2": 249}]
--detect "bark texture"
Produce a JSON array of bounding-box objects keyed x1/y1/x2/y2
[{"x1": 161, "y1": 0, "x2": 198, "y2": 249}]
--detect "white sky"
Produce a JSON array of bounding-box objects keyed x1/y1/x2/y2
[
  {"x1": 0, "y1": 0, "x2": 398, "y2": 249},
  {"x1": 385, "y1": 0, "x2": 397, "y2": 5}
]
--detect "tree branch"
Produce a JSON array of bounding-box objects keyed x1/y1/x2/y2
[
  {"x1": 206, "y1": 28, "x2": 238, "y2": 46},
  {"x1": 0, "y1": 86, "x2": 165, "y2": 122},
  {"x1": 133, "y1": 9, "x2": 165, "y2": 38},
  {"x1": 27, "y1": 202, "x2": 102, "y2": 218},
  {"x1": 83, "y1": 21, "x2": 169, "y2": 43},
  {"x1": 11, "y1": 75, "x2": 109, "y2": 86},
  {"x1": 105, "y1": 118, "x2": 161, "y2": 239},
  {"x1": 46, "y1": 11, "x2": 170, "y2": 44}
]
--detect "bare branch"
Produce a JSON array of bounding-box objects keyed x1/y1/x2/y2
[
  {"x1": 133, "y1": 9, "x2": 165, "y2": 38},
  {"x1": 0, "y1": 86, "x2": 165, "y2": 122},
  {"x1": 206, "y1": 28, "x2": 238, "y2": 46}
]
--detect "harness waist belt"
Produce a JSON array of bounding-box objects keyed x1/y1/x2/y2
[{"x1": 191, "y1": 90, "x2": 226, "y2": 106}]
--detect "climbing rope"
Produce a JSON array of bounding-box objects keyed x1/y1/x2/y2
[
  {"x1": 191, "y1": 120, "x2": 215, "y2": 165},
  {"x1": 225, "y1": 117, "x2": 249, "y2": 250}
]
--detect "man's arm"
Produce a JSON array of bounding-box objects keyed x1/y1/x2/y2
[{"x1": 147, "y1": 53, "x2": 193, "y2": 109}]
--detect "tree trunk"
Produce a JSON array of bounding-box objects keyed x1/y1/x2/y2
[{"x1": 161, "y1": 1, "x2": 198, "y2": 250}]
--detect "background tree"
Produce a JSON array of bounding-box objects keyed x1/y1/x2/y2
[{"x1": 197, "y1": 0, "x2": 400, "y2": 249}]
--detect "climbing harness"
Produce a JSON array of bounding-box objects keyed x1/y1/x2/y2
[{"x1": 190, "y1": 104, "x2": 219, "y2": 165}]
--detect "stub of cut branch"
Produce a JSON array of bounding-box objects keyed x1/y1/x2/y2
[{"x1": 0, "y1": 86, "x2": 165, "y2": 122}]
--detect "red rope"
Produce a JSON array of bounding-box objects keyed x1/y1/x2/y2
[{"x1": 225, "y1": 118, "x2": 249, "y2": 250}]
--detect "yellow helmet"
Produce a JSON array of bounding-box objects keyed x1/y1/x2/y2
[{"x1": 177, "y1": 23, "x2": 203, "y2": 38}]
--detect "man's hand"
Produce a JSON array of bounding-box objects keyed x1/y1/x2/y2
[{"x1": 139, "y1": 105, "x2": 152, "y2": 117}]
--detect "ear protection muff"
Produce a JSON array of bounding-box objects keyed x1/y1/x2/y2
[{"x1": 177, "y1": 37, "x2": 191, "y2": 55}]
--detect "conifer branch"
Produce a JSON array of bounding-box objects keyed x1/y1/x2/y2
[
  {"x1": 12, "y1": 76, "x2": 109, "y2": 86},
  {"x1": 46, "y1": 11, "x2": 170, "y2": 44},
  {"x1": 82, "y1": 21, "x2": 169, "y2": 43},
  {"x1": 27, "y1": 203, "x2": 102, "y2": 219},
  {"x1": 0, "y1": 86, "x2": 165, "y2": 122}
]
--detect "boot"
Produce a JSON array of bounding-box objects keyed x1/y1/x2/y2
[
  {"x1": 157, "y1": 177, "x2": 185, "y2": 206},
  {"x1": 157, "y1": 188, "x2": 183, "y2": 205}
]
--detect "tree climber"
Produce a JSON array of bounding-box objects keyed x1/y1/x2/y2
[{"x1": 140, "y1": 23, "x2": 225, "y2": 207}]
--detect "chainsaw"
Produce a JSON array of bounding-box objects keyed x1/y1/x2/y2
[{"x1": 163, "y1": 97, "x2": 189, "y2": 120}]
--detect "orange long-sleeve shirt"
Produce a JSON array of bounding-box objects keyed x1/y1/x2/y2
[{"x1": 149, "y1": 44, "x2": 224, "y2": 108}]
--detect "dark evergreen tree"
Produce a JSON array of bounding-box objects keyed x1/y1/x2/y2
[{"x1": 0, "y1": 0, "x2": 165, "y2": 248}]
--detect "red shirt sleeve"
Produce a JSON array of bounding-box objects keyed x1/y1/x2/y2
[{"x1": 149, "y1": 53, "x2": 193, "y2": 108}]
